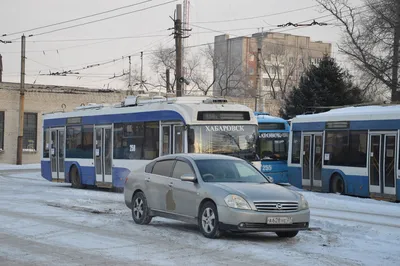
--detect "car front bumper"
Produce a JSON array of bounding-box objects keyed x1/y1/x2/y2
[{"x1": 217, "y1": 205, "x2": 310, "y2": 232}]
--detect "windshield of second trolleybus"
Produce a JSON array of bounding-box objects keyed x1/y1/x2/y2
[
  {"x1": 257, "y1": 132, "x2": 289, "y2": 161},
  {"x1": 188, "y1": 125, "x2": 258, "y2": 160}
]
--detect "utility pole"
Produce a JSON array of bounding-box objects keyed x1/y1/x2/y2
[
  {"x1": 128, "y1": 55, "x2": 132, "y2": 95},
  {"x1": 256, "y1": 47, "x2": 262, "y2": 112},
  {"x1": 392, "y1": 2, "x2": 400, "y2": 102},
  {"x1": 256, "y1": 28, "x2": 264, "y2": 112},
  {"x1": 140, "y1": 51, "x2": 144, "y2": 93},
  {"x1": 0, "y1": 54, "x2": 3, "y2": 83},
  {"x1": 16, "y1": 35, "x2": 26, "y2": 165},
  {"x1": 175, "y1": 4, "x2": 183, "y2": 97},
  {"x1": 166, "y1": 68, "x2": 170, "y2": 93}
]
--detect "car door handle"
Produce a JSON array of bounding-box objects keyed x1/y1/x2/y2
[
  {"x1": 145, "y1": 177, "x2": 150, "y2": 182},
  {"x1": 168, "y1": 182, "x2": 173, "y2": 187}
]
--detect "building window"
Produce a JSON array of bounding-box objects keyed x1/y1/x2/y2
[
  {"x1": 324, "y1": 130, "x2": 367, "y2": 167},
  {"x1": 263, "y1": 79, "x2": 271, "y2": 87},
  {"x1": 248, "y1": 54, "x2": 255, "y2": 62},
  {"x1": 291, "y1": 132, "x2": 301, "y2": 164},
  {"x1": 0, "y1": 111, "x2": 4, "y2": 151},
  {"x1": 23, "y1": 113, "x2": 37, "y2": 151}
]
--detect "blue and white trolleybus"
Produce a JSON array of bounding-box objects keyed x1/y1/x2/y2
[
  {"x1": 252, "y1": 112, "x2": 290, "y2": 183},
  {"x1": 288, "y1": 105, "x2": 400, "y2": 201},
  {"x1": 41, "y1": 96, "x2": 259, "y2": 189}
]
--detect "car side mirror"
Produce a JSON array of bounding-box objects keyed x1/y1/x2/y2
[{"x1": 181, "y1": 174, "x2": 197, "y2": 182}]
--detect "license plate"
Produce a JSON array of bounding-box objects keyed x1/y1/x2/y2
[{"x1": 267, "y1": 217, "x2": 293, "y2": 224}]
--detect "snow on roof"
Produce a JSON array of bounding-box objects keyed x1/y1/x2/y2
[{"x1": 292, "y1": 105, "x2": 400, "y2": 123}]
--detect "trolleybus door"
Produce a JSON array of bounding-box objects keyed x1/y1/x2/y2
[
  {"x1": 161, "y1": 123, "x2": 185, "y2": 155},
  {"x1": 173, "y1": 125, "x2": 185, "y2": 154},
  {"x1": 302, "y1": 133, "x2": 323, "y2": 189},
  {"x1": 161, "y1": 125, "x2": 172, "y2": 155},
  {"x1": 50, "y1": 128, "x2": 65, "y2": 181},
  {"x1": 369, "y1": 133, "x2": 397, "y2": 195},
  {"x1": 94, "y1": 125, "x2": 113, "y2": 184}
]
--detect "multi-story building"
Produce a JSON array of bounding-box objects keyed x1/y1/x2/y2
[{"x1": 213, "y1": 32, "x2": 332, "y2": 100}]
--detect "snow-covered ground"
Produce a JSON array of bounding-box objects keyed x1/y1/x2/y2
[
  {"x1": 0, "y1": 163, "x2": 40, "y2": 171},
  {"x1": 0, "y1": 170, "x2": 399, "y2": 266}
]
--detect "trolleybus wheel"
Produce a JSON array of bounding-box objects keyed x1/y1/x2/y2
[
  {"x1": 331, "y1": 174, "x2": 345, "y2": 195},
  {"x1": 70, "y1": 166, "x2": 85, "y2": 189}
]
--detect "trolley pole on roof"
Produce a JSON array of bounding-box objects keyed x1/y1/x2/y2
[{"x1": 16, "y1": 35, "x2": 26, "y2": 165}]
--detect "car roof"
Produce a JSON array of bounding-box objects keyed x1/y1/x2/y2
[{"x1": 154, "y1": 153, "x2": 243, "y2": 161}]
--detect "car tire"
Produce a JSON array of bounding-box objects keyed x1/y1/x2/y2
[
  {"x1": 132, "y1": 192, "x2": 152, "y2": 225},
  {"x1": 276, "y1": 231, "x2": 299, "y2": 238},
  {"x1": 198, "y1": 201, "x2": 221, "y2": 239},
  {"x1": 70, "y1": 166, "x2": 84, "y2": 189}
]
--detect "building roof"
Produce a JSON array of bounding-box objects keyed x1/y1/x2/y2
[{"x1": 0, "y1": 82, "x2": 120, "y2": 94}]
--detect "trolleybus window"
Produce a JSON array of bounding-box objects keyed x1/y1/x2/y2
[
  {"x1": 66, "y1": 125, "x2": 93, "y2": 159},
  {"x1": 113, "y1": 122, "x2": 159, "y2": 160},
  {"x1": 324, "y1": 130, "x2": 367, "y2": 167},
  {"x1": 257, "y1": 132, "x2": 288, "y2": 161}
]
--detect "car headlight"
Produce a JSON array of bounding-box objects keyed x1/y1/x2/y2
[
  {"x1": 298, "y1": 194, "x2": 309, "y2": 210},
  {"x1": 224, "y1": 195, "x2": 251, "y2": 210}
]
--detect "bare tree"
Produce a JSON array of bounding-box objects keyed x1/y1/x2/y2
[
  {"x1": 150, "y1": 44, "x2": 176, "y2": 93},
  {"x1": 260, "y1": 41, "x2": 306, "y2": 100},
  {"x1": 186, "y1": 45, "x2": 217, "y2": 95},
  {"x1": 317, "y1": 0, "x2": 400, "y2": 101},
  {"x1": 212, "y1": 44, "x2": 249, "y2": 97}
]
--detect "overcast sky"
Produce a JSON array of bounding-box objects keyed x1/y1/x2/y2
[{"x1": 0, "y1": 0, "x2": 362, "y2": 91}]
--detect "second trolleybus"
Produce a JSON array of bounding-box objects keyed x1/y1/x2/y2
[{"x1": 287, "y1": 105, "x2": 400, "y2": 201}]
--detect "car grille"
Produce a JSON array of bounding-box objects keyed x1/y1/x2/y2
[{"x1": 253, "y1": 201, "x2": 299, "y2": 212}]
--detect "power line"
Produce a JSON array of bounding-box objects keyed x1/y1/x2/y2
[
  {"x1": 191, "y1": 5, "x2": 319, "y2": 24},
  {"x1": 19, "y1": 32, "x2": 167, "y2": 43},
  {"x1": 1, "y1": 0, "x2": 152, "y2": 38},
  {"x1": 24, "y1": 36, "x2": 173, "y2": 77},
  {"x1": 6, "y1": 0, "x2": 177, "y2": 41}
]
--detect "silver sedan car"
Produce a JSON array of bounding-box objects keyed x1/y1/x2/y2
[{"x1": 124, "y1": 154, "x2": 310, "y2": 239}]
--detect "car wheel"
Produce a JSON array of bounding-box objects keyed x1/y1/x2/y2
[
  {"x1": 132, "y1": 192, "x2": 152, "y2": 225},
  {"x1": 276, "y1": 231, "x2": 299, "y2": 238},
  {"x1": 199, "y1": 202, "x2": 221, "y2": 239}
]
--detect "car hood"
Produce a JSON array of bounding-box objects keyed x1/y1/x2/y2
[{"x1": 212, "y1": 182, "x2": 299, "y2": 202}]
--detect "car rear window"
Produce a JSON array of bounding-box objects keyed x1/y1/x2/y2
[{"x1": 152, "y1": 160, "x2": 175, "y2": 177}]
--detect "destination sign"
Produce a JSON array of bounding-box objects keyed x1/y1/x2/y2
[
  {"x1": 205, "y1": 125, "x2": 245, "y2": 132},
  {"x1": 259, "y1": 132, "x2": 289, "y2": 139}
]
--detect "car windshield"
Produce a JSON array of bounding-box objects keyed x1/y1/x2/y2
[
  {"x1": 257, "y1": 132, "x2": 288, "y2": 161},
  {"x1": 195, "y1": 159, "x2": 269, "y2": 183}
]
